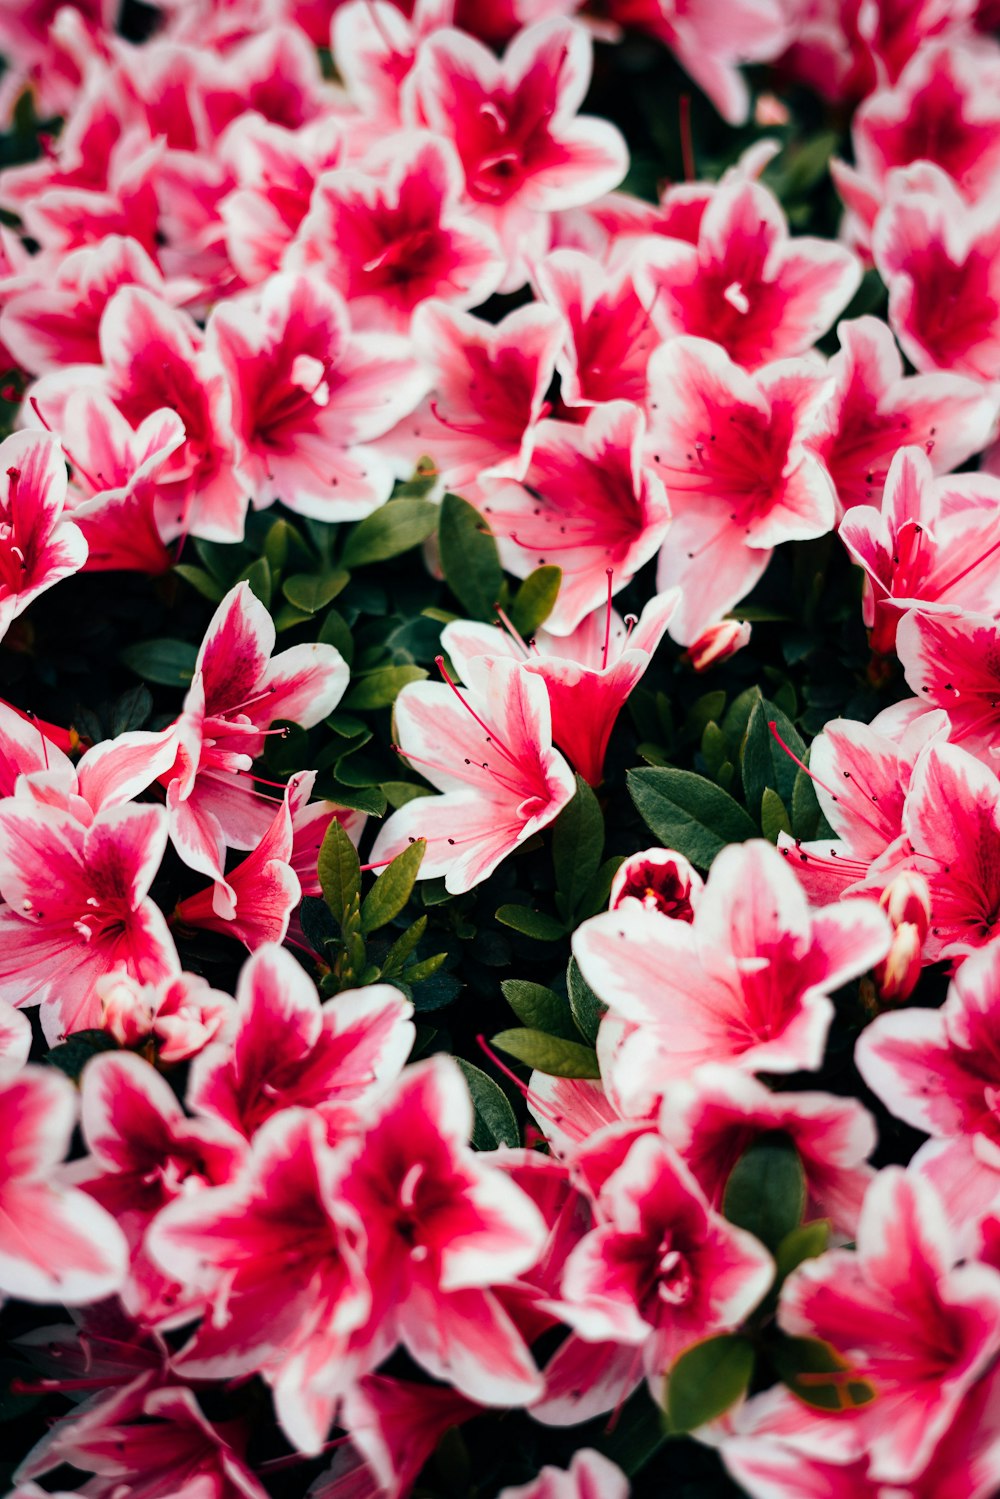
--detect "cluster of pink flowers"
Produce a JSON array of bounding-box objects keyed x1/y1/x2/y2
[{"x1": 1, "y1": 0, "x2": 1000, "y2": 1496}]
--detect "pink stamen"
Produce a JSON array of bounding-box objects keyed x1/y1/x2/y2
[
  {"x1": 494, "y1": 604, "x2": 531, "y2": 658},
  {"x1": 769, "y1": 721, "x2": 886, "y2": 840},
  {"x1": 602, "y1": 568, "x2": 614, "y2": 670},
  {"x1": 435, "y1": 655, "x2": 522, "y2": 771},
  {"x1": 476, "y1": 1033, "x2": 565, "y2": 1137}
]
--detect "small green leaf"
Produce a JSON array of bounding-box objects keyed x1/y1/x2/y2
[
  {"x1": 379, "y1": 915, "x2": 427, "y2": 978},
  {"x1": 238, "y1": 555, "x2": 272, "y2": 607},
  {"x1": 723, "y1": 1134, "x2": 807, "y2": 1252},
  {"x1": 318, "y1": 816, "x2": 361, "y2": 925},
  {"x1": 360, "y1": 839, "x2": 425, "y2": 933},
  {"x1": 509, "y1": 565, "x2": 562, "y2": 637},
  {"x1": 791, "y1": 761, "x2": 823, "y2": 841},
  {"x1": 775, "y1": 1220, "x2": 830, "y2": 1283},
  {"x1": 120, "y1": 638, "x2": 198, "y2": 688},
  {"x1": 340, "y1": 498, "x2": 439, "y2": 569},
  {"x1": 667, "y1": 1336, "x2": 755, "y2": 1433},
  {"x1": 45, "y1": 1029, "x2": 119, "y2": 1079},
  {"x1": 404, "y1": 950, "x2": 449, "y2": 984},
  {"x1": 770, "y1": 1335, "x2": 877, "y2": 1412},
  {"x1": 326, "y1": 783, "x2": 387, "y2": 816},
  {"x1": 343, "y1": 664, "x2": 427, "y2": 711},
  {"x1": 282, "y1": 569, "x2": 350, "y2": 614},
  {"x1": 567, "y1": 956, "x2": 606, "y2": 1045},
  {"x1": 760, "y1": 787, "x2": 793, "y2": 842},
  {"x1": 494, "y1": 904, "x2": 566, "y2": 942},
  {"x1": 173, "y1": 563, "x2": 225, "y2": 602},
  {"x1": 501, "y1": 979, "x2": 577, "y2": 1039},
  {"x1": 491, "y1": 1028, "x2": 600, "y2": 1078},
  {"x1": 627, "y1": 767, "x2": 757, "y2": 869},
  {"x1": 438, "y1": 492, "x2": 503, "y2": 622},
  {"x1": 382, "y1": 780, "x2": 434, "y2": 809},
  {"x1": 552, "y1": 775, "x2": 605, "y2": 919},
  {"x1": 318, "y1": 608, "x2": 354, "y2": 664},
  {"x1": 455, "y1": 1059, "x2": 521, "y2": 1150},
  {"x1": 109, "y1": 684, "x2": 152, "y2": 736}
]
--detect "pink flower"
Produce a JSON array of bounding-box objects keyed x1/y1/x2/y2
[
  {"x1": 0, "y1": 1065, "x2": 127, "y2": 1305},
  {"x1": 288, "y1": 131, "x2": 505, "y2": 332},
  {"x1": 0, "y1": 1002, "x2": 30, "y2": 1078},
  {"x1": 147, "y1": 1107, "x2": 371, "y2": 1454},
  {"x1": 610, "y1": 846, "x2": 703, "y2": 917},
  {"x1": 407, "y1": 18, "x2": 627, "y2": 285},
  {"x1": 499, "y1": 1450, "x2": 628, "y2": 1499},
  {"x1": 209, "y1": 271, "x2": 426, "y2": 519},
  {"x1": 533, "y1": 245, "x2": 661, "y2": 408},
  {"x1": 638, "y1": 178, "x2": 860, "y2": 370},
  {"x1": 392, "y1": 297, "x2": 565, "y2": 494},
  {"x1": 574, "y1": 840, "x2": 890, "y2": 1112},
  {"x1": 482, "y1": 401, "x2": 672, "y2": 635},
  {"x1": 96, "y1": 969, "x2": 235, "y2": 1063},
  {"x1": 17, "y1": 1382, "x2": 270, "y2": 1499},
  {"x1": 558, "y1": 1133, "x2": 773, "y2": 1387},
  {"x1": 442, "y1": 588, "x2": 678, "y2": 786},
  {"x1": 73, "y1": 1050, "x2": 245, "y2": 1319},
  {"x1": 873, "y1": 162, "x2": 1000, "y2": 382},
  {"x1": 659, "y1": 1064, "x2": 877, "y2": 1235},
  {"x1": 0, "y1": 799, "x2": 177, "y2": 1043},
  {"x1": 338, "y1": 1055, "x2": 548, "y2": 1406},
  {"x1": 186, "y1": 942, "x2": 413, "y2": 1140},
  {"x1": 0, "y1": 431, "x2": 87, "y2": 640},
  {"x1": 779, "y1": 1166, "x2": 1000, "y2": 1481},
  {"x1": 331, "y1": 0, "x2": 452, "y2": 131},
  {"x1": 839, "y1": 445, "x2": 1000, "y2": 654},
  {"x1": 800, "y1": 314, "x2": 997, "y2": 515},
  {"x1": 161, "y1": 581, "x2": 348, "y2": 892},
  {"x1": 895, "y1": 608, "x2": 1000, "y2": 761},
  {"x1": 647, "y1": 336, "x2": 833, "y2": 643},
  {"x1": 370, "y1": 653, "x2": 575, "y2": 894}
]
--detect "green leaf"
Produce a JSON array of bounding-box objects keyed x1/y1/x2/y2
[
  {"x1": 438, "y1": 492, "x2": 503, "y2": 622},
  {"x1": 173, "y1": 563, "x2": 225, "y2": 602},
  {"x1": 491, "y1": 1028, "x2": 600, "y2": 1078},
  {"x1": 552, "y1": 775, "x2": 604, "y2": 919},
  {"x1": 343, "y1": 664, "x2": 427, "y2": 711},
  {"x1": 723, "y1": 1134, "x2": 807, "y2": 1252},
  {"x1": 627, "y1": 767, "x2": 757, "y2": 869},
  {"x1": 598, "y1": 1392, "x2": 668, "y2": 1477},
  {"x1": 403, "y1": 950, "x2": 448, "y2": 984},
  {"x1": 360, "y1": 839, "x2": 425, "y2": 933},
  {"x1": 775, "y1": 1220, "x2": 830, "y2": 1284},
  {"x1": 318, "y1": 816, "x2": 361, "y2": 925},
  {"x1": 666, "y1": 1336, "x2": 755, "y2": 1434},
  {"x1": 567, "y1": 957, "x2": 606, "y2": 1045},
  {"x1": 282, "y1": 569, "x2": 350, "y2": 614},
  {"x1": 741, "y1": 694, "x2": 807, "y2": 811},
  {"x1": 574, "y1": 854, "x2": 627, "y2": 922},
  {"x1": 45, "y1": 1029, "x2": 118, "y2": 1079},
  {"x1": 770, "y1": 1335, "x2": 877, "y2": 1412},
  {"x1": 238, "y1": 555, "x2": 272, "y2": 607},
  {"x1": 501, "y1": 979, "x2": 577, "y2": 1040},
  {"x1": 379, "y1": 915, "x2": 427, "y2": 978},
  {"x1": 381, "y1": 780, "x2": 433, "y2": 809},
  {"x1": 326, "y1": 783, "x2": 387, "y2": 816},
  {"x1": 494, "y1": 904, "x2": 566, "y2": 942},
  {"x1": 193, "y1": 537, "x2": 237, "y2": 584},
  {"x1": 318, "y1": 608, "x2": 354, "y2": 665},
  {"x1": 791, "y1": 762, "x2": 823, "y2": 841},
  {"x1": 340, "y1": 497, "x2": 439, "y2": 569},
  {"x1": 120, "y1": 638, "x2": 198, "y2": 688},
  {"x1": 509, "y1": 565, "x2": 562, "y2": 637},
  {"x1": 109, "y1": 684, "x2": 152, "y2": 736},
  {"x1": 760, "y1": 787, "x2": 793, "y2": 842},
  {"x1": 455, "y1": 1060, "x2": 521, "y2": 1150}
]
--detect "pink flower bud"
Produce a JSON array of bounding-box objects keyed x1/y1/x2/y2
[
  {"x1": 754, "y1": 93, "x2": 790, "y2": 127},
  {"x1": 610, "y1": 848, "x2": 704, "y2": 920},
  {"x1": 97, "y1": 974, "x2": 155, "y2": 1049},
  {"x1": 684, "y1": 619, "x2": 752, "y2": 672},
  {"x1": 874, "y1": 921, "x2": 924, "y2": 1005},
  {"x1": 879, "y1": 871, "x2": 932, "y2": 942}
]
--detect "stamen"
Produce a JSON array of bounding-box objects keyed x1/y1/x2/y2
[
  {"x1": 602, "y1": 568, "x2": 614, "y2": 670},
  {"x1": 769, "y1": 722, "x2": 886, "y2": 840}
]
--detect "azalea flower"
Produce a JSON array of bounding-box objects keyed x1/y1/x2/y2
[
  {"x1": 499, "y1": 1450, "x2": 629, "y2": 1499},
  {"x1": 0, "y1": 431, "x2": 87, "y2": 642}
]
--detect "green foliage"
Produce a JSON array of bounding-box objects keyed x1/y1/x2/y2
[
  {"x1": 490, "y1": 1028, "x2": 601, "y2": 1078},
  {"x1": 454, "y1": 1060, "x2": 521, "y2": 1149},
  {"x1": 666, "y1": 1336, "x2": 756, "y2": 1433},
  {"x1": 438, "y1": 492, "x2": 504, "y2": 621},
  {"x1": 628, "y1": 767, "x2": 757, "y2": 868},
  {"x1": 723, "y1": 1135, "x2": 807, "y2": 1253}
]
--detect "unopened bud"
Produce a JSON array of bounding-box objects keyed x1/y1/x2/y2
[
  {"x1": 874, "y1": 921, "x2": 923, "y2": 1005},
  {"x1": 754, "y1": 93, "x2": 790, "y2": 127},
  {"x1": 98, "y1": 974, "x2": 154, "y2": 1048},
  {"x1": 610, "y1": 848, "x2": 703, "y2": 920},
  {"x1": 684, "y1": 619, "x2": 752, "y2": 672},
  {"x1": 879, "y1": 871, "x2": 931, "y2": 942}
]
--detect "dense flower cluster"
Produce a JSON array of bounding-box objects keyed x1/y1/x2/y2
[{"x1": 1, "y1": 0, "x2": 1000, "y2": 1496}]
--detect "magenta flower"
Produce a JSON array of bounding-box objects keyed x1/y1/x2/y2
[
  {"x1": 187, "y1": 942, "x2": 414, "y2": 1141},
  {"x1": 499, "y1": 1450, "x2": 629, "y2": 1499},
  {"x1": 646, "y1": 336, "x2": 834, "y2": 643},
  {"x1": 370, "y1": 653, "x2": 575, "y2": 893},
  {"x1": 0, "y1": 431, "x2": 87, "y2": 642},
  {"x1": 534, "y1": 245, "x2": 660, "y2": 408},
  {"x1": 896, "y1": 608, "x2": 1000, "y2": 761},
  {"x1": 638, "y1": 178, "x2": 860, "y2": 370},
  {"x1": 780, "y1": 1166, "x2": 1000, "y2": 1482},
  {"x1": 0, "y1": 1064, "x2": 127, "y2": 1305}
]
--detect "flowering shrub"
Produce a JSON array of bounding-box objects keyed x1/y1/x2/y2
[{"x1": 1, "y1": 2, "x2": 1000, "y2": 1496}]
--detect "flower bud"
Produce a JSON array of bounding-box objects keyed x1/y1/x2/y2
[
  {"x1": 684, "y1": 619, "x2": 751, "y2": 672},
  {"x1": 610, "y1": 848, "x2": 704, "y2": 920},
  {"x1": 98, "y1": 974, "x2": 155, "y2": 1048},
  {"x1": 879, "y1": 871, "x2": 931, "y2": 941}
]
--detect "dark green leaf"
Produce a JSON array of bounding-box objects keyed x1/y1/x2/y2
[
  {"x1": 299, "y1": 896, "x2": 341, "y2": 955},
  {"x1": 501, "y1": 979, "x2": 576, "y2": 1039},
  {"x1": 760, "y1": 787, "x2": 793, "y2": 842},
  {"x1": 343, "y1": 664, "x2": 427, "y2": 711},
  {"x1": 770, "y1": 1335, "x2": 876, "y2": 1412},
  {"x1": 173, "y1": 563, "x2": 225, "y2": 602},
  {"x1": 723, "y1": 1134, "x2": 807, "y2": 1252},
  {"x1": 109, "y1": 684, "x2": 152, "y2": 736},
  {"x1": 438, "y1": 492, "x2": 503, "y2": 621},
  {"x1": 282, "y1": 569, "x2": 350, "y2": 614},
  {"x1": 666, "y1": 1336, "x2": 755, "y2": 1433},
  {"x1": 494, "y1": 904, "x2": 566, "y2": 942},
  {"x1": 775, "y1": 1220, "x2": 830, "y2": 1283},
  {"x1": 361, "y1": 838, "x2": 425, "y2": 933},
  {"x1": 509, "y1": 565, "x2": 562, "y2": 637},
  {"x1": 326, "y1": 783, "x2": 387, "y2": 816},
  {"x1": 791, "y1": 762, "x2": 823, "y2": 841},
  {"x1": 455, "y1": 1059, "x2": 520, "y2": 1150},
  {"x1": 491, "y1": 1028, "x2": 600, "y2": 1078},
  {"x1": 627, "y1": 767, "x2": 756, "y2": 869},
  {"x1": 340, "y1": 498, "x2": 439, "y2": 568},
  {"x1": 567, "y1": 956, "x2": 606, "y2": 1045},
  {"x1": 574, "y1": 854, "x2": 626, "y2": 923},
  {"x1": 120, "y1": 638, "x2": 198, "y2": 688},
  {"x1": 382, "y1": 780, "x2": 433, "y2": 809},
  {"x1": 552, "y1": 775, "x2": 604, "y2": 919},
  {"x1": 318, "y1": 608, "x2": 354, "y2": 664},
  {"x1": 45, "y1": 1029, "x2": 118, "y2": 1079},
  {"x1": 318, "y1": 816, "x2": 361, "y2": 925},
  {"x1": 379, "y1": 915, "x2": 427, "y2": 977},
  {"x1": 239, "y1": 555, "x2": 272, "y2": 607},
  {"x1": 741, "y1": 694, "x2": 807, "y2": 810},
  {"x1": 598, "y1": 1391, "x2": 668, "y2": 1476}
]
